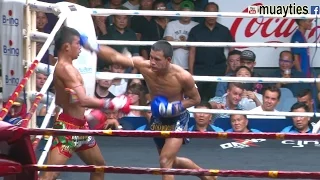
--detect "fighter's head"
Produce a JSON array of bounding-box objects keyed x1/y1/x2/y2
[
  {"x1": 149, "y1": 40, "x2": 173, "y2": 73},
  {"x1": 54, "y1": 26, "x2": 81, "y2": 60}
]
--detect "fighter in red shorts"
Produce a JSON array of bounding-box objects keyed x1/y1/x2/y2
[{"x1": 39, "y1": 26, "x2": 136, "y2": 180}]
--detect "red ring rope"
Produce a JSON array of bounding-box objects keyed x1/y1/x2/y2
[
  {"x1": 22, "y1": 164, "x2": 320, "y2": 179},
  {"x1": 0, "y1": 60, "x2": 39, "y2": 121},
  {"x1": 23, "y1": 129, "x2": 320, "y2": 140}
]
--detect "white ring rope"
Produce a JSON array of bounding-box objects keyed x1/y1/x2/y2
[
  {"x1": 27, "y1": 1, "x2": 320, "y2": 19},
  {"x1": 35, "y1": 64, "x2": 319, "y2": 84},
  {"x1": 30, "y1": 31, "x2": 319, "y2": 48},
  {"x1": 131, "y1": 105, "x2": 319, "y2": 117}
]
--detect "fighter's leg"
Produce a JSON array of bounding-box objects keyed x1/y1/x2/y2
[
  {"x1": 76, "y1": 144, "x2": 106, "y2": 180},
  {"x1": 39, "y1": 147, "x2": 70, "y2": 180},
  {"x1": 157, "y1": 145, "x2": 216, "y2": 180},
  {"x1": 159, "y1": 138, "x2": 184, "y2": 180}
]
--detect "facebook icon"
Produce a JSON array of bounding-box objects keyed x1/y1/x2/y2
[{"x1": 311, "y1": 6, "x2": 320, "y2": 14}]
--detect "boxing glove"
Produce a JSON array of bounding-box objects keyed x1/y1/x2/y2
[
  {"x1": 100, "y1": 95, "x2": 131, "y2": 114},
  {"x1": 79, "y1": 34, "x2": 100, "y2": 52},
  {"x1": 151, "y1": 96, "x2": 185, "y2": 117}
]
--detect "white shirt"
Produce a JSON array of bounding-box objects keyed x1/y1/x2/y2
[
  {"x1": 239, "y1": 93, "x2": 263, "y2": 110},
  {"x1": 249, "y1": 106, "x2": 285, "y2": 119},
  {"x1": 108, "y1": 79, "x2": 128, "y2": 96},
  {"x1": 163, "y1": 20, "x2": 198, "y2": 69},
  {"x1": 122, "y1": 1, "x2": 139, "y2": 10}
]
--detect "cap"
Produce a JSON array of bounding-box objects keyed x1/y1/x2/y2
[
  {"x1": 180, "y1": 1, "x2": 194, "y2": 11},
  {"x1": 240, "y1": 50, "x2": 256, "y2": 61}
]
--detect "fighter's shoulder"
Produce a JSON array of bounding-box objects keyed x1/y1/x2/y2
[
  {"x1": 173, "y1": 65, "x2": 193, "y2": 82},
  {"x1": 55, "y1": 63, "x2": 77, "y2": 78}
]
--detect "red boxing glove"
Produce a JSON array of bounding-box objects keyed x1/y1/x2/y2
[{"x1": 100, "y1": 95, "x2": 131, "y2": 114}]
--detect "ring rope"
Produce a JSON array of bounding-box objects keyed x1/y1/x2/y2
[
  {"x1": 129, "y1": 105, "x2": 320, "y2": 117},
  {"x1": 0, "y1": 60, "x2": 39, "y2": 121},
  {"x1": 30, "y1": 31, "x2": 319, "y2": 48},
  {"x1": 35, "y1": 63, "x2": 320, "y2": 84},
  {"x1": 22, "y1": 164, "x2": 320, "y2": 179},
  {"x1": 32, "y1": 98, "x2": 56, "y2": 150},
  {"x1": 19, "y1": 129, "x2": 319, "y2": 140},
  {"x1": 27, "y1": 1, "x2": 319, "y2": 19}
]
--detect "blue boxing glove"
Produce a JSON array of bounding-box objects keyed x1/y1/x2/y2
[
  {"x1": 151, "y1": 96, "x2": 185, "y2": 117},
  {"x1": 79, "y1": 34, "x2": 100, "y2": 52}
]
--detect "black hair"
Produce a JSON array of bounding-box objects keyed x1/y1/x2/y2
[
  {"x1": 235, "y1": 66, "x2": 253, "y2": 77},
  {"x1": 297, "y1": 89, "x2": 312, "y2": 98},
  {"x1": 290, "y1": 102, "x2": 309, "y2": 112},
  {"x1": 204, "y1": 2, "x2": 219, "y2": 11},
  {"x1": 279, "y1": 50, "x2": 294, "y2": 60},
  {"x1": 152, "y1": 0, "x2": 166, "y2": 10},
  {"x1": 228, "y1": 49, "x2": 241, "y2": 57},
  {"x1": 262, "y1": 85, "x2": 281, "y2": 100},
  {"x1": 54, "y1": 26, "x2": 80, "y2": 52},
  {"x1": 151, "y1": 40, "x2": 173, "y2": 58}
]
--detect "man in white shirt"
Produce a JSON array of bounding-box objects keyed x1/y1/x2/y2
[
  {"x1": 163, "y1": 1, "x2": 198, "y2": 70},
  {"x1": 123, "y1": 0, "x2": 140, "y2": 10},
  {"x1": 250, "y1": 86, "x2": 285, "y2": 119}
]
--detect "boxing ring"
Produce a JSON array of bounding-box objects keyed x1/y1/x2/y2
[{"x1": 1, "y1": 0, "x2": 320, "y2": 179}]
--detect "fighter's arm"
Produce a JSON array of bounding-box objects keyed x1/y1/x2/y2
[
  {"x1": 58, "y1": 64, "x2": 106, "y2": 109},
  {"x1": 97, "y1": 46, "x2": 145, "y2": 71},
  {"x1": 180, "y1": 71, "x2": 201, "y2": 109},
  {"x1": 79, "y1": 35, "x2": 145, "y2": 70}
]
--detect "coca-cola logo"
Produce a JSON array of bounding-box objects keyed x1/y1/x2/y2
[{"x1": 230, "y1": 3, "x2": 320, "y2": 48}]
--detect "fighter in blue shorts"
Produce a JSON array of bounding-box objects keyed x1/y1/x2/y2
[{"x1": 81, "y1": 37, "x2": 216, "y2": 180}]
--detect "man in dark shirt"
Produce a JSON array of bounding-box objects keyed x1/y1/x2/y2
[
  {"x1": 188, "y1": 2, "x2": 234, "y2": 101},
  {"x1": 269, "y1": 50, "x2": 309, "y2": 96},
  {"x1": 98, "y1": 12, "x2": 139, "y2": 70}
]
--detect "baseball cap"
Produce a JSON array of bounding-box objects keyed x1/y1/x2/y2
[
  {"x1": 180, "y1": 1, "x2": 194, "y2": 11},
  {"x1": 240, "y1": 50, "x2": 256, "y2": 61}
]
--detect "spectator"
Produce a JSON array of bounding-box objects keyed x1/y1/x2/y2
[
  {"x1": 92, "y1": 5, "x2": 108, "y2": 38},
  {"x1": 3, "y1": 101, "x2": 27, "y2": 126},
  {"x1": 226, "y1": 114, "x2": 261, "y2": 132},
  {"x1": 225, "y1": 50, "x2": 241, "y2": 75},
  {"x1": 281, "y1": 102, "x2": 313, "y2": 133},
  {"x1": 98, "y1": 7, "x2": 139, "y2": 70},
  {"x1": 130, "y1": 0, "x2": 153, "y2": 41},
  {"x1": 215, "y1": 50, "x2": 241, "y2": 96},
  {"x1": 125, "y1": 83, "x2": 147, "y2": 117},
  {"x1": 108, "y1": 64, "x2": 128, "y2": 96},
  {"x1": 270, "y1": 50, "x2": 309, "y2": 96},
  {"x1": 123, "y1": 0, "x2": 140, "y2": 10},
  {"x1": 104, "y1": 0, "x2": 125, "y2": 27},
  {"x1": 166, "y1": 0, "x2": 183, "y2": 20},
  {"x1": 188, "y1": 2, "x2": 234, "y2": 101},
  {"x1": 163, "y1": 1, "x2": 198, "y2": 70},
  {"x1": 35, "y1": 72, "x2": 55, "y2": 116},
  {"x1": 95, "y1": 78, "x2": 115, "y2": 99},
  {"x1": 188, "y1": 102, "x2": 224, "y2": 132},
  {"x1": 297, "y1": 88, "x2": 319, "y2": 124},
  {"x1": 140, "y1": 0, "x2": 169, "y2": 59},
  {"x1": 209, "y1": 83, "x2": 244, "y2": 120},
  {"x1": 291, "y1": 19, "x2": 313, "y2": 77},
  {"x1": 251, "y1": 86, "x2": 281, "y2": 112},
  {"x1": 215, "y1": 66, "x2": 262, "y2": 110},
  {"x1": 239, "y1": 50, "x2": 264, "y2": 93},
  {"x1": 89, "y1": 0, "x2": 103, "y2": 8}
]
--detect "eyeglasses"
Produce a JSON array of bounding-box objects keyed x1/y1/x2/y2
[{"x1": 279, "y1": 59, "x2": 293, "y2": 64}]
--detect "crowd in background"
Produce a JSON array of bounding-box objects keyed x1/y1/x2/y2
[{"x1": 5, "y1": 0, "x2": 320, "y2": 135}]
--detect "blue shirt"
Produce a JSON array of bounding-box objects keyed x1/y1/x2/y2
[
  {"x1": 225, "y1": 128, "x2": 261, "y2": 133},
  {"x1": 291, "y1": 29, "x2": 311, "y2": 77},
  {"x1": 188, "y1": 124, "x2": 224, "y2": 132},
  {"x1": 281, "y1": 124, "x2": 313, "y2": 133}
]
